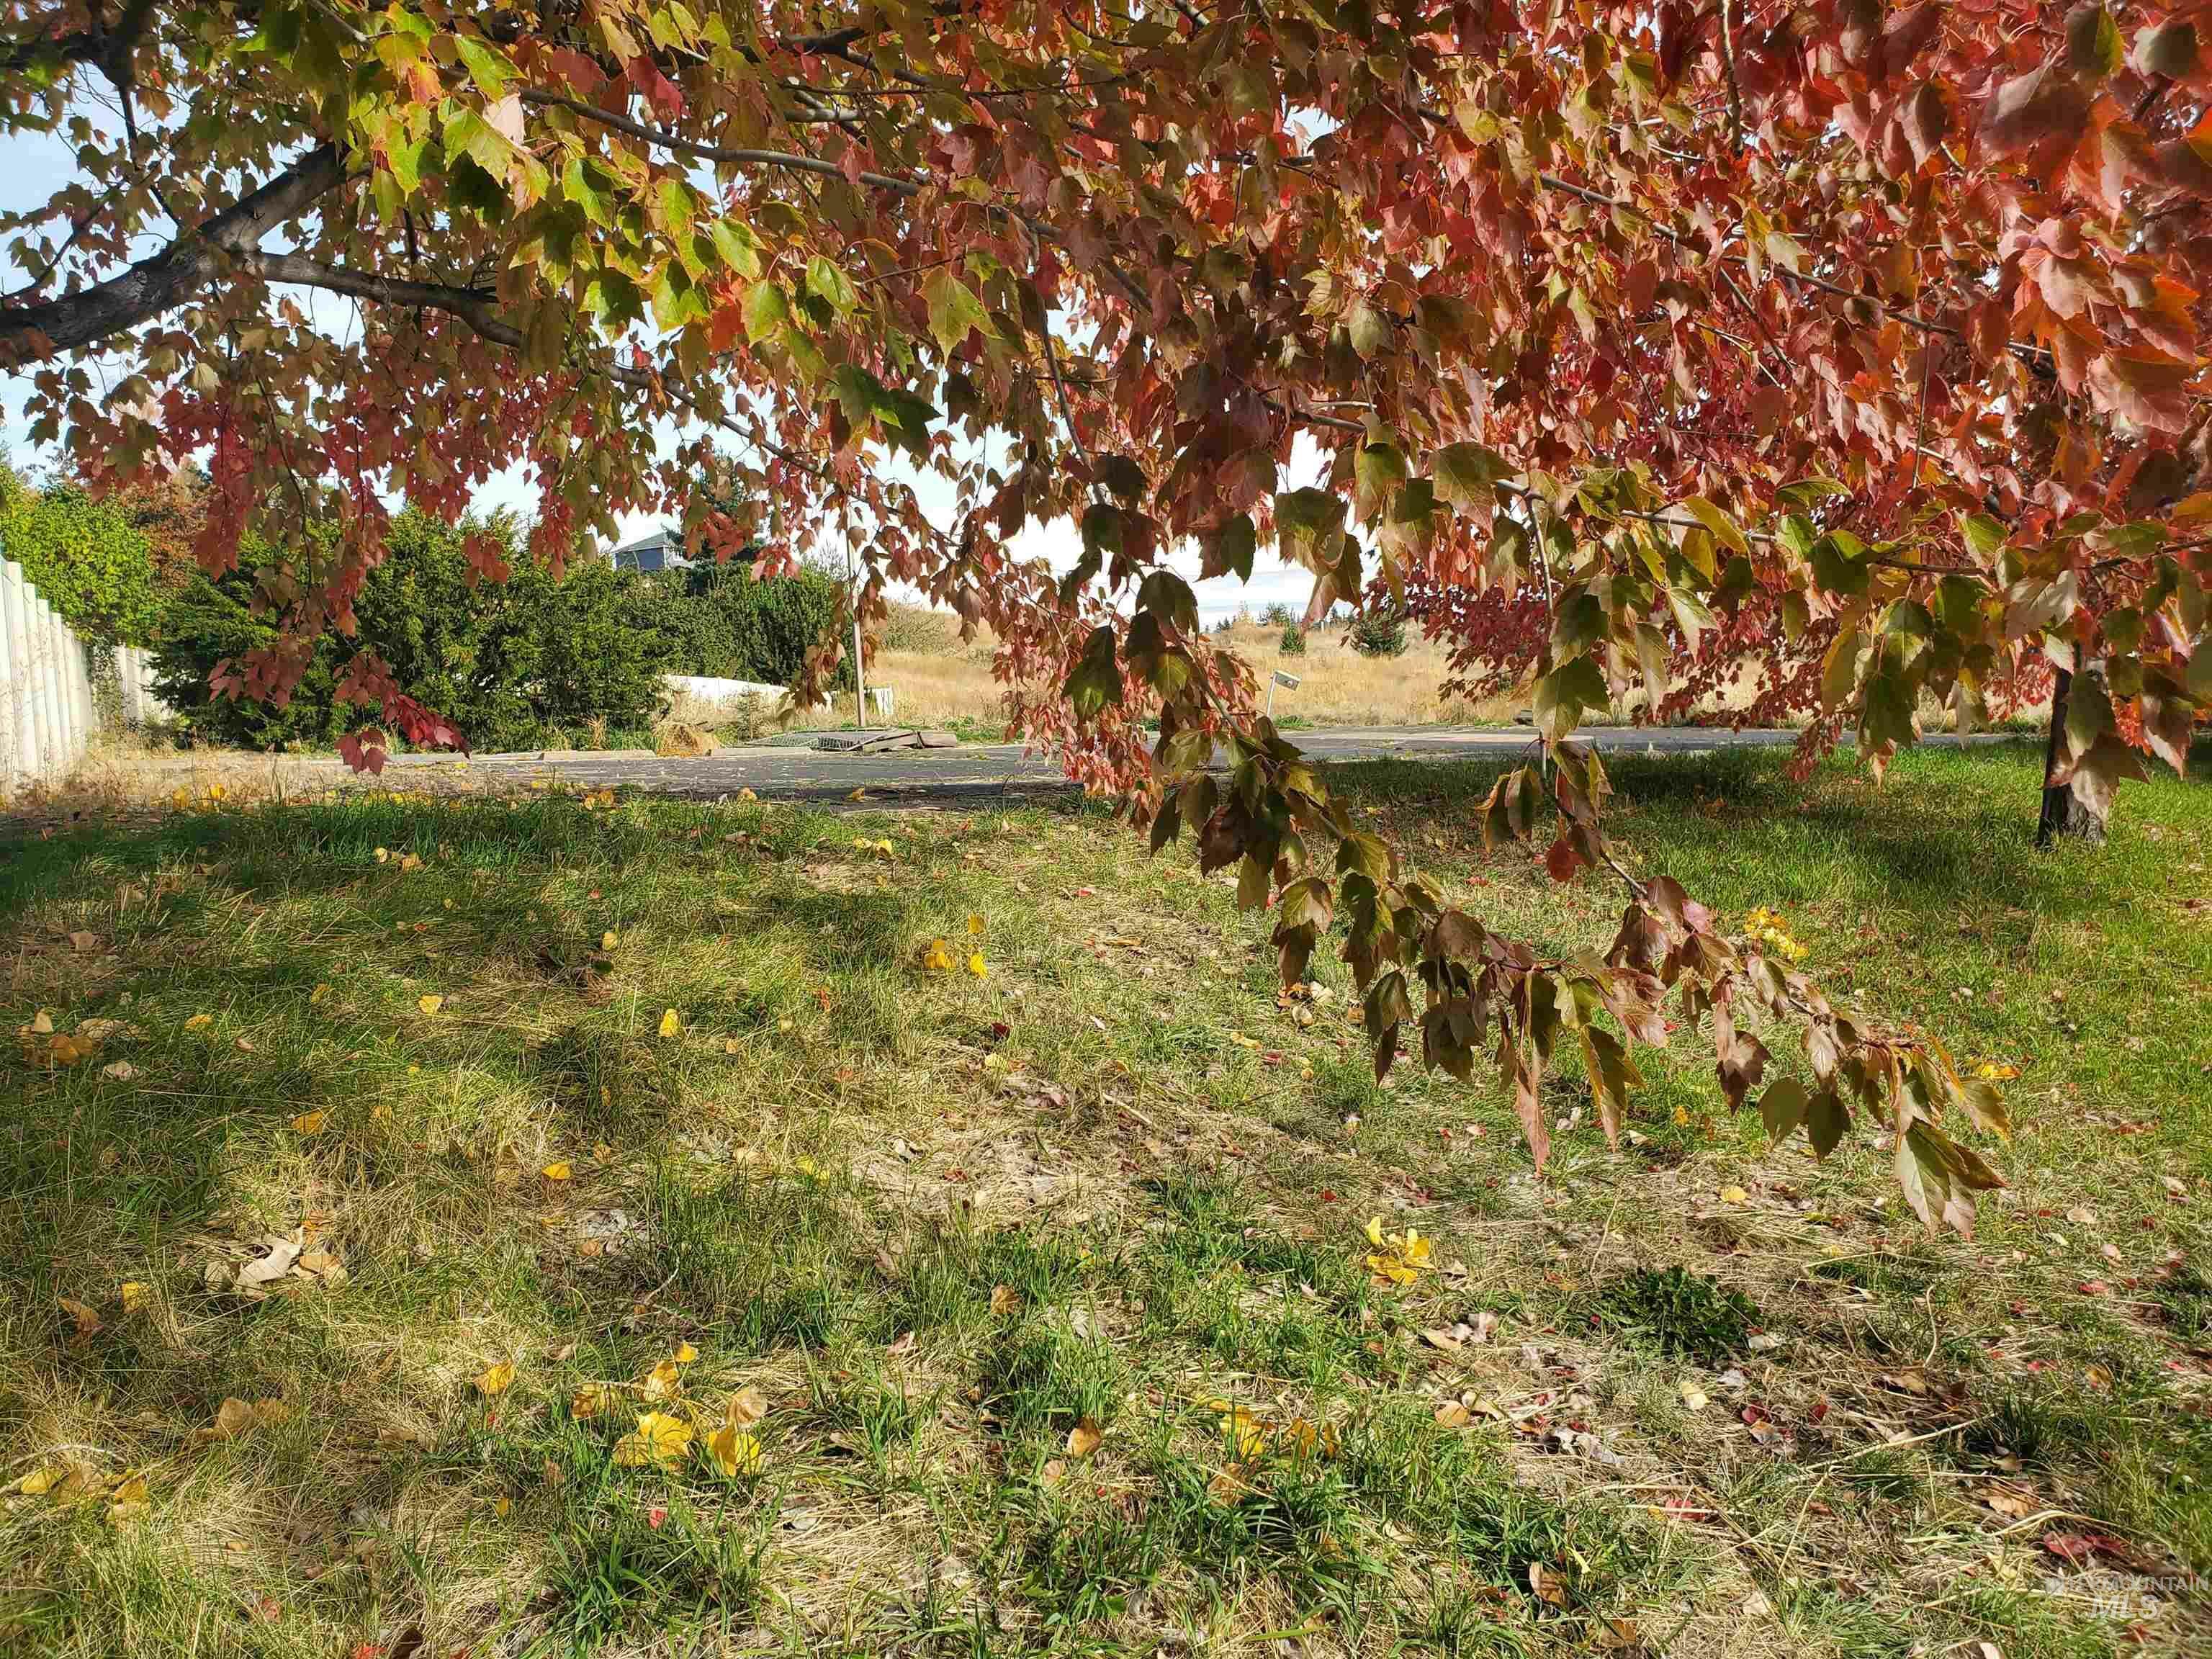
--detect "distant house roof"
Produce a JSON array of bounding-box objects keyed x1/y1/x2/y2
[{"x1": 606, "y1": 526, "x2": 692, "y2": 574}]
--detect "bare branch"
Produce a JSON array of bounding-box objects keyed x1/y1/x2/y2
[{"x1": 0, "y1": 142, "x2": 343, "y2": 364}]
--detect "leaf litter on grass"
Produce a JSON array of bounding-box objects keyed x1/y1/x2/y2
[{"x1": 1, "y1": 750, "x2": 2206, "y2": 1657}]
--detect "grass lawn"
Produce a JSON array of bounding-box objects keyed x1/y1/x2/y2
[{"x1": 2, "y1": 742, "x2": 2208, "y2": 1659}]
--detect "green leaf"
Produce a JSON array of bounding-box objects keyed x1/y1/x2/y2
[
  {"x1": 1080, "y1": 502, "x2": 1125, "y2": 560},
  {"x1": 442, "y1": 107, "x2": 512, "y2": 181},
  {"x1": 657, "y1": 177, "x2": 694, "y2": 235},
  {"x1": 2136, "y1": 19, "x2": 2197, "y2": 78},
  {"x1": 1635, "y1": 621, "x2": 1669, "y2": 701},
  {"x1": 1095, "y1": 454, "x2": 1146, "y2": 502},
  {"x1": 873, "y1": 386, "x2": 936, "y2": 459},
  {"x1": 1532, "y1": 655, "x2": 1608, "y2": 742},
  {"x1": 1205, "y1": 514, "x2": 1256, "y2": 582},
  {"x1": 1136, "y1": 569, "x2": 1198, "y2": 634},
  {"x1": 1805, "y1": 1088, "x2": 1848, "y2": 1157},
  {"x1": 1678, "y1": 495, "x2": 1748, "y2": 555},
  {"x1": 1775, "y1": 476, "x2": 1851, "y2": 509},
  {"x1": 922, "y1": 267, "x2": 992, "y2": 353},
  {"x1": 453, "y1": 33, "x2": 516, "y2": 98},
  {"x1": 2069, "y1": 4, "x2": 2122, "y2": 76},
  {"x1": 1861, "y1": 657, "x2": 1916, "y2": 750},
  {"x1": 1809, "y1": 532, "x2": 1870, "y2": 597},
  {"x1": 806, "y1": 255, "x2": 857, "y2": 316},
  {"x1": 742, "y1": 280, "x2": 788, "y2": 343},
  {"x1": 1274, "y1": 488, "x2": 1346, "y2": 568},
  {"x1": 1550, "y1": 589, "x2": 1606, "y2": 660},
  {"x1": 1355, "y1": 441, "x2": 1407, "y2": 505},
  {"x1": 1820, "y1": 626, "x2": 1863, "y2": 711},
  {"x1": 1959, "y1": 513, "x2": 2008, "y2": 560},
  {"x1": 1757, "y1": 1078, "x2": 1809, "y2": 1145},
  {"x1": 1431, "y1": 441, "x2": 1510, "y2": 508},
  {"x1": 1064, "y1": 624, "x2": 1123, "y2": 720},
  {"x1": 1124, "y1": 612, "x2": 1189, "y2": 698},
  {"x1": 1346, "y1": 302, "x2": 1390, "y2": 358},
  {"x1": 705, "y1": 217, "x2": 760, "y2": 279},
  {"x1": 564, "y1": 156, "x2": 613, "y2": 228},
  {"x1": 2187, "y1": 640, "x2": 2212, "y2": 701},
  {"x1": 1665, "y1": 583, "x2": 1715, "y2": 643}
]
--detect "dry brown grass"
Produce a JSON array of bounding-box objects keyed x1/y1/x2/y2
[{"x1": 798, "y1": 612, "x2": 1521, "y2": 733}]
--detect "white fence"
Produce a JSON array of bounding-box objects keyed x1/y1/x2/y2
[{"x1": 0, "y1": 559, "x2": 166, "y2": 799}]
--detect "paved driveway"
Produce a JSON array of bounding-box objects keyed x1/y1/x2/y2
[{"x1": 372, "y1": 725, "x2": 1998, "y2": 806}]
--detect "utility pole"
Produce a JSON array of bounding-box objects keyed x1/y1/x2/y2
[{"x1": 846, "y1": 544, "x2": 867, "y2": 732}]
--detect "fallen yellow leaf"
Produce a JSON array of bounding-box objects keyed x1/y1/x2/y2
[
  {"x1": 657, "y1": 1008, "x2": 681, "y2": 1038},
  {"x1": 725, "y1": 1385, "x2": 769, "y2": 1429},
  {"x1": 1719, "y1": 1185, "x2": 1749, "y2": 1205},
  {"x1": 737, "y1": 787, "x2": 757, "y2": 801},
  {"x1": 310, "y1": 983, "x2": 331, "y2": 1004},
  {"x1": 570, "y1": 1383, "x2": 614, "y2": 1419},
  {"x1": 706, "y1": 1424, "x2": 763, "y2": 1478},
  {"x1": 642, "y1": 1358, "x2": 683, "y2": 1401},
  {"x1": 105, "y1": 1473, "x2": 150, "y2": 1525},
  {"x1": 673, "y1": 1341, "x2": 698, "y2": 1364},
  {"x1": 966, "y1": 914, "x2": 985, "y2": 935},
  {"x1": 966, "y1": 953, "x2": 989, "y2": 978},
  {"x1": 119, "y1": 1282, "x2": 150, "y2": 1313},
  {"x1": 613, "y1": 1411, "x2": 692, "y2": 1469},
  {"x1": 292, "y1": 1110, "x2": 329, "y2": 1136},
  {"x1": 475, "y1": 1360, "x2": 515, "y2": 1398},
  {"x1": 1066, "y1": 1419, "x2": 1102, "y2": 1458},
  {"x1": 57, "y1": 1297, "x2": 101, "y2": 1338},
  {"x1": 541, "y1": 1161, "x2": 572, "y2": 1182},
  {"x1": 184, "y1": 1014, "x2": 212, "y2": 1031},
  {"x1": 418, "y1": 994, "x2": 445, "y2": 1015}
]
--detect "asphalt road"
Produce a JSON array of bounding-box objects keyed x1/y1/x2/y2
[{"x1": 372, "y1": 724, "x2": 1994, "y2": 806}]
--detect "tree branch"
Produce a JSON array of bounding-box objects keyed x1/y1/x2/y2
[
  {"x1": 0, "y1": 142, "x2": 343, "y2": 364},
  {"x1": 520, "y1": 89, "x2": 923, "y2": 197},
  {"x1": 1, "y1": 0, "x2": 162, "y2": 85}
]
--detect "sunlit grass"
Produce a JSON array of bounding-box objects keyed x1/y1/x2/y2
[{"x1": 1, "y1": 742, "x2": 2205, "y2": 1658}]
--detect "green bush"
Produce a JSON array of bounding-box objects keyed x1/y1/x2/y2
[
  {"x1": 0, "y1": 468, "x2": 163, "y2": 645},
  {"x1": 149, "y1": 514, "x2": 848, "y2": 752},
  {"x1": 626, "y1": 564, "x2": 846, "y2": 686},
  {"x1": 152, "y1": 512, "x2": 664, "y2": 752},
  {"x1": 1278, "y1": 623, "x2": 1307, "y2": 655},
  {"x1": 1347, "y1": 605, "x2": 1408, "y2": 658}
]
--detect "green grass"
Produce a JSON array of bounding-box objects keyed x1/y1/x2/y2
[{"x1": 1, "y1": 741, "x2": 2208, "y2": 1657}]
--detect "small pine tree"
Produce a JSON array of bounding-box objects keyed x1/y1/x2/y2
[
  {"x1": 1278, "y1": 623, "x2": 1306, "y2": 655},
  {"x1": 1348, "y1": 605, "x2": 1408, "y2": 657}
]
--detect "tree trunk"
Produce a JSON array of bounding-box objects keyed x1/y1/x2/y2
[{"x1": 2037, "y1": 666, "x2": 2110, "y2": 848}]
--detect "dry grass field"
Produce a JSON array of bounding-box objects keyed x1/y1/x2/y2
[{"x1": 811, "y1": 612, "x2": 1519, "y2": 736}]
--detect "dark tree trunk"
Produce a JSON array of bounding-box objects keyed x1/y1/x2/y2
[{"x1": 2037, "y1": 666, "x2": 2110, "y2": 848}]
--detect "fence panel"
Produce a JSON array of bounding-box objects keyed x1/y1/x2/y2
[{"x1": 0, "y1": 559, "x2": 118, "y2": 799}]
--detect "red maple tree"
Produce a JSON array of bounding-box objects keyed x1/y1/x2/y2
[{"x1": 7, "y1": 0, "x2": 2209, "y2": 1228}]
